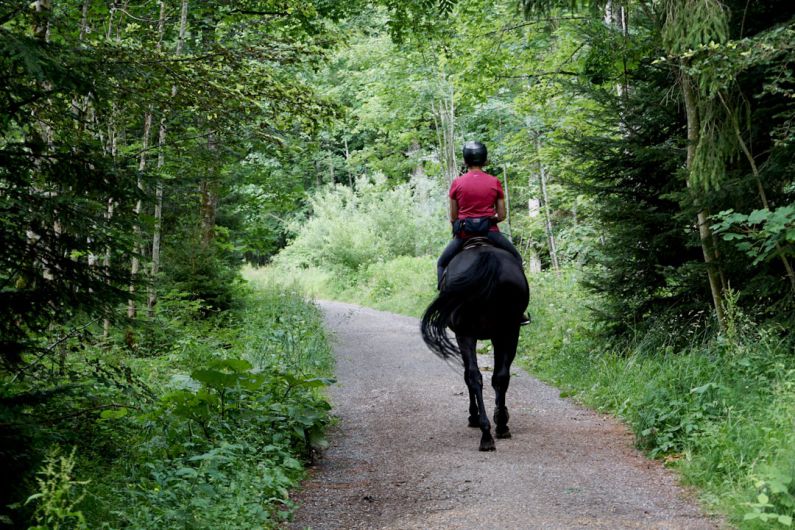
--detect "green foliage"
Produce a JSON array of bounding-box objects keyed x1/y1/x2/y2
[
  {"x1": 0, "y1": 26, "x2": 140, "y2": 365},
  {"x1": 713, "y1": 205, "x2": 795, "y2": 265},
  {"x1": 25, "y1": 447, "x2": 89, "y2": 530},
  {"x1": 518, "y1": 271, "x2": 795, "y2": 528},
  {"x1": 1, "y1": 0, "x2": 347, "y2": 366},
  {"x1": 276, "y1": 173, "x2": 449, "y2": 275},
  {"x1": 1, "y1": 282, "x2": 333, "y2": 528},
  {"x1": 743, "y1": 466, "x2": 795, "y2": 527},
  {"x1": 114, "y1": 358, "x2": 332, "y2": 528}
]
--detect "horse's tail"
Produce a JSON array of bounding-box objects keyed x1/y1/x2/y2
[{"x1": 421, "y1": 251, "x2": 502, "y2": 363}]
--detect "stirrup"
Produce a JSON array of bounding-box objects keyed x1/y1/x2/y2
[{"x1": 520, "y1": 313, "x2": 531, "y2": 326}]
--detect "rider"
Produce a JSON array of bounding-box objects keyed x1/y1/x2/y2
[{"x1": 437, "y1": 141, "x2": 525, "y2": 288}]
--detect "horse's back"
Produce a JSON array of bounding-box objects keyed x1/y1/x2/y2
[{"x1": 446, "y1": 246, "x2": 527, "y2": 294}]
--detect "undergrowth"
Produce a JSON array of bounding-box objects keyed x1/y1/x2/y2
[
  {"x1": 245, "y1": 254, "x2": 438, "y2": 318},
  {"x1": 3, "y1": 284, "x2": 333, "y2": 529},
  {"x1": 519, "y1": 270, "x2": 795, "y2": 528}
]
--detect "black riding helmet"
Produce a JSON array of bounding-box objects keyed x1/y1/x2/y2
[{"x1": 462, "y1": 141, "x2": 487, "y2": 167}]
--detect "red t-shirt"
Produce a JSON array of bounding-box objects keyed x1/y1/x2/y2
[{"x1": 449, "y1": 169, "x2": 503, "y2": 233}]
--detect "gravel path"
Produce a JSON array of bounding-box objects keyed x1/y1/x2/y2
[{"x1": 288, "y1": 300, "x2": 720, "y2": 530}]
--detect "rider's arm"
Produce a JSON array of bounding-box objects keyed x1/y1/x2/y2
[
  {"x1": 449, "y1": 198, "x2": 459, "y2": 223},
  {"x1": 492, "y1": 198, "x2": 506, "y2": 223}
]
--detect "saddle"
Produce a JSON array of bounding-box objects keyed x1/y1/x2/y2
[{"x1": 462, "y1": 236, "x2": 492, "y2": 251}]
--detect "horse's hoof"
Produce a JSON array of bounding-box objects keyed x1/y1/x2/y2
[
  {"x1": 468, "y1": 415, "x2": 480, "y2": 428},
  {"x1": 479, "y1": 434, "x2": 496, "y2": 451},
  {"x1": 496, "y1": 428, "x2": 512, "y2": 439}
]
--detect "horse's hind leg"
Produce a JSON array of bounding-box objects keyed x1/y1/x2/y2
[
  {"x1": 491, "y1": 326, "x2": 520, "y2": 439},
  {"x1": 466, "y1": 387, "x2": 480, "y2": 428},
  {"x1": 462, "y1": 341, "x2": 480, "y2": 428},
  {"x1": 457, "y1": 334, "x2": 495, "y2": 451}
]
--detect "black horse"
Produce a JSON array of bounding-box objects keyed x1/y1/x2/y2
[{"x1": 421, "y1": 241, "x2": 529, "y2": 451}]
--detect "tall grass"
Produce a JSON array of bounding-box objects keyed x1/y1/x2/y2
[
  {"x1": 520, "y1": 270, "x2": 795, "y2": 528},
  {"x1": 245, "y1": 255, "x2": 437, "y2": 318}
]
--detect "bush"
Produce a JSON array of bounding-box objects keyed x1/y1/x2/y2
[
  {"x1": 1, "y1": 283, "x2": 333, "y2": 529},
  {"x1": 275, "y1": 173, "x2": 449, "y2": 275}
]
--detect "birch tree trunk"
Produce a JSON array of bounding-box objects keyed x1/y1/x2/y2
[
  {"x1": 343, "y1": 136, "x2": 353, "y2": 187},
  {"x1": 128, "y1": 112, "x2": 151, "y2": 319},
  {"x1": 149, "y1": 0, "x2": 188, "y2": 316},
  {"x1": 432, "y1": 74, "x2": 458, "y2": 187},
  {"x1": 534, "y1": 137, "x2": 559, "y2": 272},
  {"x1": 502, "y1": 166, "x2": 513, "y2": 241},
  {"x1": 527, "y1": 198, "x2": 543, "y2": 273},
  {"x1": 604, "y1": 0, "x2": 629, "y2": 99}
]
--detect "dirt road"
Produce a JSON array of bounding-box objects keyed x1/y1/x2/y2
[{"x1": 288, "y1": 301, "x2": 719, "y2": 529}]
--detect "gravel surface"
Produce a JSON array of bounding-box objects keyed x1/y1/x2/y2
[{"x1": 288, "y1": 300, "x2": 721, "y2": 530}]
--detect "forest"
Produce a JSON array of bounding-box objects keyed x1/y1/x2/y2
[{"x1": 1, "y1": 0, "x2": 794, "y2": 528}]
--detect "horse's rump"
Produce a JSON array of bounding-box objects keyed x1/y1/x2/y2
[{"x1": 421, "y1": 246, "x2": 528, "y2": 361}]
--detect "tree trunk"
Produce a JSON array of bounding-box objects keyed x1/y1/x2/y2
[
  {"x1": 407, "y1": 139, "x2": 425, "y2": 179},
  {"x1": 717, "y1": 92, "x2": 795, "y2": 293},
  {"x1": 527, "y1": 198, "x2": 542, "y2": 273},
  {"x1": 198, "y1": 16, "x2": 220, "y2": 249},
  {"x1": 128, "y1": 112, "x2": 151, "y2": 319},
  {"x1": 502, "y1": 166, "x2": 513, "y2": 241},
  {"x1": 102, "y1": 3, "x2": 125, "y2": 337},
  {"x1": 535, "y1": 137, "x2": 559, "y2": 272},
  {"x1": 539, "y1": 162, "x2": 560, "y2": 272},
  {"x1": 29, "y1": 1, "x2": 55, "y2": 282},
  {"x1": 604, "y1": 0, "x2": 629, "y2": 99},
  {"x1": 32, "y1": 0, "x2": 52, "y2": 41},
  {"x1": 199, "y1": 172, "x2": 218, "y2": 248},
  {"x1": 149, "y1": 0, "x2": 188, "y2": 316},
  {"x1": 433, "y1": 74, "x2": 458, "y2": 187},
  {"x1": 79, "y1": 0, "x2": 90, "y2": 40},
  {"x1": 328, "y1": 151, "x2": 335, "y2": 184},
  {"x1": 343, "y1": 136, "x2": 353, "y2": 187},
  {"x1": 681, "y1": 72, "x2": 726, "y2": 329}
]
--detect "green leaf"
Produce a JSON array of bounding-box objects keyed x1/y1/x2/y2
[
  {"x1": 208, "y1": 359, "x2": 253, "y2": 372},
  {"x1": 99, "y1": 407, "x2": 128, "y2": 420},
  {"x1": 175, "y1": 467, "x2": 199, "y2": 479},
  {"x1": 302, "y1": 377, "x2": 336, "y2": 388},
  {"x1": 191, "y1": 368, "x2": 238, "y2": 389},
  {"x1": 690, "y1": 382, "x2": 718, "y2": 394},
  {"x1": 747, "y1": 209, "x2": 769, "y2": 224}
]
